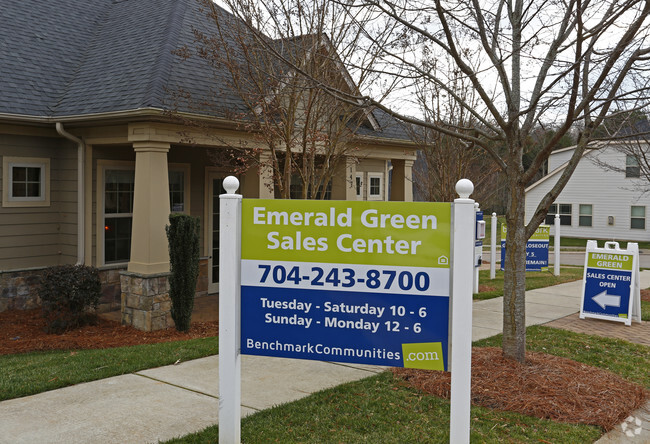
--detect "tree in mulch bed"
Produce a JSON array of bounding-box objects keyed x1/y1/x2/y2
[
  {"x1": 39, "y1": 264, "x2": 102, "y2": 333},
  {"x1": 166, "y1": 213, "x2": 201, "y2": 332},
  {"x1": 393, "y1": 347, "x2": 647, "y2": 431}
]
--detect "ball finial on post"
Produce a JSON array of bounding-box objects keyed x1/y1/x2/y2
[
  {"x1": 455, "y1": 179, "x2": 474, "y2": 198},
  {"x1": 223, "y1": 176, "x2": 240, "y2": 194}
]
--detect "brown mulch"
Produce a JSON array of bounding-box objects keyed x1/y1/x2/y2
[
  {"x1": 393, "y1": 347, "x2": 648, "y2": 431},
  {"x1": 0, "y1": 309, "x2": 218, "y2": 355},
  {"x1": 478, "y1": 284, "x2": 499, "y2": 292},
  {"x1": 641, "y1": 288, "x2": 650, "y2": 302}
]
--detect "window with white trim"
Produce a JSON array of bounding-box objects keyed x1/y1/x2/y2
[
  {"x1": 104, "y1": 169, "x2": 135, "y2": 264},
  {"x1": 2, "y1": 157, "x2": 50, "y2": 207},
  {"x1": 169, "y1": 167, "x2": 191, "y2": 213},
  {"x1": 579, "y1": 204, "x2": 592, "y2": 227},
  {"x1": 102, "y1": 165, "x2": 189, "y2": 264},
  {"x1": 367, "y1": 173, "x2": 383, "y2": 200},
  {"x1": 631, "y1": 206, "x2": 646, "y2": 229},
  {"x1": 545, "y1": 203, "x2": 572, "y2": 225},
  {"x1": 626, "y1": 155, "x2": 640, "y2": 178}
]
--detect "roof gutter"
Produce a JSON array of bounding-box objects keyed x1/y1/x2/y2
[
  {"x1": 55, "y1": 122, "x2": 85, "y2": 265},
  {"x1": 0, "y1": 108, "x2": 241, "y2": 128}
]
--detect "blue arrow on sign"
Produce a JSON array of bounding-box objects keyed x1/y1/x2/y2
[{"x1": 592, "y1": 291, "x2": 621, "y2": 310}]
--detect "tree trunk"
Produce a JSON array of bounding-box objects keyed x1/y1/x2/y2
[{"x1": 502, "y1": 179, "x2": 527, "y2": 363}]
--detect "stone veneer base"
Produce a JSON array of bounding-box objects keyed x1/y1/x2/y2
[
  {"x1": 120, "y1": 270, "x2": 172, "y2": 332},
  {"x1": 1, "y1": 258, "x2": 209, "y2": 331}
]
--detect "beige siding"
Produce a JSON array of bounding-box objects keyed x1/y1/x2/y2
[
  {"x1": 357, "y1": 158, "x2": 387, "y2": 172},
  {"x1": 0, "y1": 233, "x2": 62, "y2": 247},
  {"x1": 0, "y1": 134, "x2": 78, "y2": 270}
]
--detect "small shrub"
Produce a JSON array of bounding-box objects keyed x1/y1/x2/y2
[
  {"x1": 39, "y1": 264, "x2": 101, "y2": 333},
  {"x1": 166, "y1": 213, "x2": 201, "y2": 332}
]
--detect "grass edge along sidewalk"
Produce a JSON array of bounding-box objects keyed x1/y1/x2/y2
[
  {"x1": 2, "y1": 291, "x2": 644, "y2": 404},
  {"x1": 163, "y1": 325, "x2": 648, "y2": 444},
  {"x1": 0, "y1": 337, "x2": 217, "y2": 402},
  {"x1": 0, "y1": 266, "x2": 637, "y2": 402},
  {"x1": 474, "y1": 267, "x2": 584, "y2": 300}
]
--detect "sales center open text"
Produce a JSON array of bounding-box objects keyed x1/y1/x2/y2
[{"x1": 253, "y1": 207, "x2": 438, "y2": 255}]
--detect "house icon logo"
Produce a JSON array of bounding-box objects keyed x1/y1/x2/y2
[{"x1": 438, "y1": 255, "x2": 449, "y2": 265}]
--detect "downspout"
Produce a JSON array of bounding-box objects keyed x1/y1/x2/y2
[{"x1": 55, "y1": 122, "x2": 85, "y2": 265}]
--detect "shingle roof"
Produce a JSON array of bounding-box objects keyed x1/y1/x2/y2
[
  {"x1": 0, "y1": 0, "x2": 101, "y2": 116},
  {"x1": 0, "y1": 0, "x2": 408, "y2": 141}
]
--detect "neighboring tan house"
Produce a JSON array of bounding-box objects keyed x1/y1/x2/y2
[
  {"x1": 525, "y1": 143, "x2": 649, "y2": 242},
  {"x1": 0, "y1": 0, "x2": 416, "y2": 330}
]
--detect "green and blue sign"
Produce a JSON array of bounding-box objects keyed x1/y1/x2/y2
[
  {"x1": 581, "y1": 251, "x2": 634, "y2": 322},
  {"x1": 240, "y1": 199, "x2": 451, "y2": 370},
  {"x1": 500, "y1": 224, "x2": 549, "y2": 271}
]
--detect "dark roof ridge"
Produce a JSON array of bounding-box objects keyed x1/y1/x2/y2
[{"x1": 143, "y1": 0, "x2": 189, "y2": 109}]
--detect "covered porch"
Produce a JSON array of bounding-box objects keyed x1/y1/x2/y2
[{"x1": 81, "y1": 123, "x2": 415, "y2": 331}]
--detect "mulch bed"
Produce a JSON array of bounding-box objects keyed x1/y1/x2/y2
[
  {"x1": 478, "y1": 284, "x2": 499, "y2": 292},
  {"x1": 393, "y1": 347, "x2": 648, "y2": 431},
  {"x1": 642, "y1": 288, "x2": 650, "y2": 302},
  {"x1": 0, "y1": 308, "x2": 218, "y2": 355}
]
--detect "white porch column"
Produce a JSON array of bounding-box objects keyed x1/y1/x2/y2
[
  {"x1": 390, "y1": 159, "x2": 414, "y2": 202},
  {"x1": 128, "y1": 141, "x2": 171, "y2": 274}
]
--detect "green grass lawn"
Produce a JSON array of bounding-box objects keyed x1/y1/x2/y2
[
  {"x1": 164, "y1": 325, "x2": 649, "y2": 443},
  {"x1": 474, "y1": 267, "x2": 584, "y2": 300},
  {"x1": 548, "y1": 237, "x2": 650, "y2": 250},
  {"x1": 166, "y1": 376, "x2": 600, "y2": 444},
  {"x1": 0, "y1": 337, "x2": 217, "y2": 401},
  {"x1": 484, "y1": 215, "x2": 650, "y2": 250}
]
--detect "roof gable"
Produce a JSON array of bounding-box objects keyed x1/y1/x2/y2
[{"x1": 0, "y1": 0, "x2": 409, "y2": 141}]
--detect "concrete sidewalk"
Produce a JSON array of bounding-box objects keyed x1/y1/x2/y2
[
  {"x1": 0, "y1": 355, "x2": 385, "y2": 444},
  {"x1": 471, "y1": 279, "x2": 586, "y2": 341},
  {"x1": 0, "y1": 271, "x2": 648, "y2": 444}
]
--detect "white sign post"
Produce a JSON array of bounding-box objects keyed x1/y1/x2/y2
[
  {"x1": 450, "y1": 179, "x2": 476, "y2": 444},
  {"x1": 554, "y1": 214, "x2": 560, "y2": 276},
  {"x1": 490, "y1": 213, "x2": 496, "y2": 280},
  {"x1": 218, "y1": 177, "x2": 242, "y2": 444},
  {"x1": 218, "y1": 176, "x2": 475, "y2": 444}
]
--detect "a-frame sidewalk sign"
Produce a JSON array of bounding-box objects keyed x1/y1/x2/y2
[
  {"x1": 580, "y1": 240, "x2": 642, "y2": 326},
  {"x1": 218, "y1": 176, "x2": 477, "y2": 444}
]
